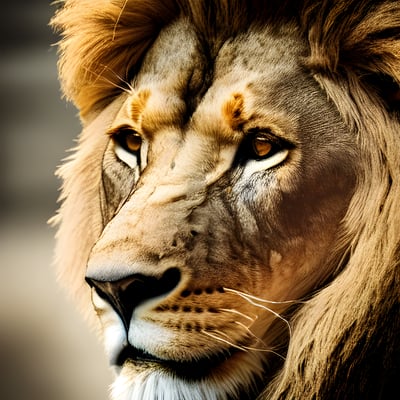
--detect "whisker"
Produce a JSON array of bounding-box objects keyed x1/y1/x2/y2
[
  {"x1": 201, "y1": 329, "x2": 249, "y2": 353},
  {"x1": 112, "y1": 0, "x2": 129, "y2": 41},
  {"x1": 234, "y1": 320, "x2": 263, "y2": 342},
  {"x1": 234, "y1": 321, "x2": 285, "y2": 360},
  {"x1": 224, "y1": 288, "x2": 293, "y2": 339},
  {"x1": 82, "y1": 64, "x2": 134, "y2": 95},
  {"x1": 247, "y1": 297, "x2": 292, "y2": 339},
  {"x1": 99, "y1": 65, "x2": 135, "y2": 93},
  {"x1": 219, "y1": 308, "x2": 257, "y2": 323},
  {"x1": 201, "y1": 329, "x2": 285, "y2": 360},
  {"x1": 234, "y1": 320, "x2": 268, "y2": 348},
  {"x1": 224, "y1": 287, "x2": 303, "y2": 305}
]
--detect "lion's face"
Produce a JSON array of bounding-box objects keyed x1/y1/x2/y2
[{"x1": 80, "y1": 20, "x2": 357, "y2": 399}]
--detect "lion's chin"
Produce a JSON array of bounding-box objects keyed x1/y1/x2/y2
[
  {"x1": 115, "y1": 344, "x2": 236, "y2": 379},
  {"x1": 110, "y1": 350, "x2": 266, "y2": 400}
]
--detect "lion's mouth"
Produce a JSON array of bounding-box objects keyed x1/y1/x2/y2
[{"x1": 117, "y1": 344, "x2": 234, "y2": 379}]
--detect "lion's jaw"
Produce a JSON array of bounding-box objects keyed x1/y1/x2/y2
[
  {"x1": 83, "y1": 20, "x2": 357, "y2": 400},
  {"x1": 98, "y1": 284, "x2": 269, "y2": 400}
]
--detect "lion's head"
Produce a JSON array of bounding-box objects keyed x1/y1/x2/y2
[{"x1": 51, "y1": 1, "x2": 400, "y2": 399}]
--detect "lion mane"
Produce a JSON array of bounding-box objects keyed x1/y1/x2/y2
[{"x1": 51, "y1": 1, "x2": 400, "y2": 399}]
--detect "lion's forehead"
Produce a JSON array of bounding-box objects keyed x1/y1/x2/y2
[{"x1": 114, "y1": 19, "x2": 346, "y2": 155}]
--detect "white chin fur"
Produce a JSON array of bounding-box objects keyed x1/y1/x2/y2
[
  {"x1": 110, "y1": 351, "x2": 265, "y2": 400},
  {"x1": 111, "y1": 370, "x2": 226, "y2": 400}
]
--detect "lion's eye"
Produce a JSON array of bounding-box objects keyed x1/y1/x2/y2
[
  {"x1": 247, "y1": 132, "x2": 287, "y2": 162},
  {"x1": 111, "y1": 128, "x2": 143, "y2": 169},
  {"x1": 252, "y1": 136, "x2": 273, "y2": 158},
  {"x1": 125, "y1": 133, "x2": 142, "y2": 153},
  {"x1": 115, "y1": 129, "x2": 142, "y2": 153},
  {"x1": 236, "y1": 131, "x2": 290, "y2": 177}
]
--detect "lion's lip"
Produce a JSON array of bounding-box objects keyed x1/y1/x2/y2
[
  {"x1": 116, "y1": 345, "x2": 160, "y2": 366},
  {"x1": 116, "y1": 344, "x2": 234, "y2": 379}
]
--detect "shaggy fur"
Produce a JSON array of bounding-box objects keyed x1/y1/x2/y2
[{"x1": 52, "y1": 1, "x2": 400, "y2": 399}]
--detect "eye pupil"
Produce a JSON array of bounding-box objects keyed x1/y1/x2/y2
[{"x1": 253, "y1": 137, "x2": 272, "y2": 158}]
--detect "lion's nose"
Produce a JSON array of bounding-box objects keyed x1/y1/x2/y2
[{"x1": 86, "y1": 267, "x2": 181, "y2": 330}]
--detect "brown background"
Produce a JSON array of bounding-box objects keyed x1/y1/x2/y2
[{"x1": 0, "y1": 1, "x2": 112, "y2": 399}]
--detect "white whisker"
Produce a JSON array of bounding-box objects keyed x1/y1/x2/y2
[
  {"x1": 219, "y1": 308, "x2": 257, "y2": 323},
  {"x1": 99, "y1": 65, "x2": 135, "y2": 93},
  {"x1": 201, "y1": 329, "x2": 286, "y2": 360},
  {"x1": 224, "y1": 288, "x2": 293, "y2": 339},
  {"x1": 224, "y1": 287, "x2": 303, "y2": 305},
  {"x1": 234, "y1": 320, "x2": 260, "y2": 339},
  {"x1": 234, "y1": 321, "x2": 285, "y2": 359},
  {"x1": 82, "y1": 64, "x2": 134, "y2": 95},
  {"x1": 201, "y1": 329, "x2": 250, "y2": 353}
]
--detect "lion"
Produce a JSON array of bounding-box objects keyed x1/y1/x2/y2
[{"x1": 51, "y1": 1, "x2": 400, "y2": 399}]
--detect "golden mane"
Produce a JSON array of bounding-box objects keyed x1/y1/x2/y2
[
  {"x1": 52, "y1": 0, "x2": 400, "y2": 398},
  {"x1": 52, "y1": 0, "x2": 400, "y2": 118},
  {"x1": 52, "y1": 0, "x2": 301, "y2": 119}
]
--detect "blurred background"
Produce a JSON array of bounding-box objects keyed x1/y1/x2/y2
[{"x1": 0, "y1": 1, "x2": 112, "y2": 399}]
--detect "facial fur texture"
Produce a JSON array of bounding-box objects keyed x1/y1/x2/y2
[{"x1": 51, "y1": 1, "x2": 400, "y2": 399}]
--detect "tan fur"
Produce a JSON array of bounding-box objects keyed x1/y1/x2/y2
[
  {"x1": 130, "y1": 89, "x2": 150, "y2": 124},
  {"x1": 222, "y1": 93, "x2": 247, "y2": 131},
  {"x1": 52, "y1": 1, "x2": 400, "y2": 399}
]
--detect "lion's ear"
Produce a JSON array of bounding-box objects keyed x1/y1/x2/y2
[{"x1": 303, "y1": 0, "x2": 400, "y2": 111}]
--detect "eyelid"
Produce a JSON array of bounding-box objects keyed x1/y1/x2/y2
[
  {"x1": 249, "y1": 129, "x2": 295, "y2": 150},
  {"x1": 247, "y1": 128, "x2": 284, "y2": 144},
  {"x1": 107, "y1": 125, "x2": 141, "y2": 142},
  {"x1": 241, "y1": 148, "x2": 289, "y2": 179},
  {"x1": 107, "y1": 124, "x2": 135, "y2": 135},
  {"x1": 114, "y1": 142, "x2": 140, "y2": 169}
]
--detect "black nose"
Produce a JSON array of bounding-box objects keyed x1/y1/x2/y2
[{"x1": 86, "y1": 267, "x2": 181, "y2": 330}]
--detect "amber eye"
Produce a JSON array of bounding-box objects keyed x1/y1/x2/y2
[
  {"x1": 252, "y1": 136, "x2": 273, "y2": 158},
  {"x1": 113, "y1": 129, "x2": 142, "y2": 154},
  {"x1": 124, "y1": 132, "x2": 142, "y2": 153},
  {"x1": 109, "y1": 127, "x2": 144, "y2": 169}
]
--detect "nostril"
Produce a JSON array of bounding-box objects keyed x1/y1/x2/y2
[
  {"x1": 158, "y1": 267, "x2": 181, "y2": 293},
  {"x1": 86, "y1": 267, "x2": 181, "y2": 330}
]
